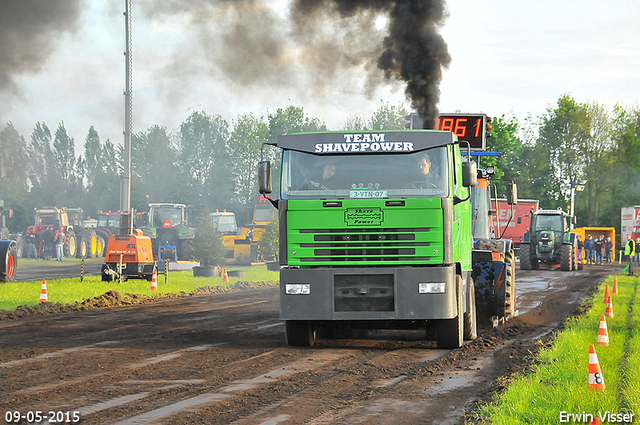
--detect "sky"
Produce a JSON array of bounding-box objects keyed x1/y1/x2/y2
[{"x1": 1, "y1": 0, "x2": 639, "y2": 153}]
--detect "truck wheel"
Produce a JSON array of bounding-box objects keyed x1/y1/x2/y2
[
  {"x1": 96, "y1": 236, "x2": 105, "y2": 257},
  {"x1": 436, "y1": 275, "x2": 463, "y2": 349},
  {"x1": 285, "y1": 320, "x2": 316, "y2": 347},
  {"x1": 84, "y1": 231, "x2": 97, "y2": 258},
  {"x1": 560, "y1": 244, "x2": 572, "y2": 271},
  {"x1": 505, "y1": 250, "x2": 516, "y2": 317},
  {"x1": 77, "y1": 235, "x2": 88, "y2": 259},
  {"x1": 519, "y1": 244, "x2": 531, "y2": 270},
  {"x1": 463, "y1": 278, "x2": 477, "y2": 340},
  {"x1": 64, "y1": 231, "x2": 77, "y2": 258},
  {"x1": 0, "y1": 240, "x2": 17, "y2": 282}
]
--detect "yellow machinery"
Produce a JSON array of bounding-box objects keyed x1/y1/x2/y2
[
  {"x1": 211, "y1": 211, "x2": 258, "y2": 265},
  {"x1": 246, "y1": 198, "x2": 277, "y2": 245}
]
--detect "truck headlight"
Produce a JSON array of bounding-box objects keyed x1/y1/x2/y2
[
  {"x1": 285, "y1": 284, "x2": 310, "y2": 295},
  {"x1": 419, "y1": 282, "x2": 446, "y2": 294}
]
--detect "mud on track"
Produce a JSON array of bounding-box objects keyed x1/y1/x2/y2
[{"x1": 0, "y1": 265, "x2": 618, "y2": 424}]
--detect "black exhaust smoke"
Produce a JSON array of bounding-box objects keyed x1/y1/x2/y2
[
  {"x1": 0, "y1": 0, "x2": 81, "y2": 93},
  {"x1": 291, "y1": 0, "x2": 450, "y2": 128},
  {"x1": 1, "y1": 0, "x2": 450, "y2": 129}
]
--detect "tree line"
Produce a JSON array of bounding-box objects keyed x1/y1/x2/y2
[{"x1": 1, "y1": 95, "x2": 638, "y2": 233}]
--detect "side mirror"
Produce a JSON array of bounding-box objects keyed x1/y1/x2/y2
[
  {"x1": 507, "y1": 182, "x2": 518, "y2": 205},
  {"x1": 258, "y1": 161, "x2": 272, "y2": 194},
  {"x1": 462, "y1": 161, "x2": 478, "y2": 187}
]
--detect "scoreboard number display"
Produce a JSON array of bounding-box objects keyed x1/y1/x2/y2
[{"x1": 435, "y1": 114, "x2": 488, "y2": 151}]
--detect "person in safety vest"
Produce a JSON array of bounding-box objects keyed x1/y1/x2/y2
[{"x1": 625, "y1": 234, "x2": 636, "y2": 277}]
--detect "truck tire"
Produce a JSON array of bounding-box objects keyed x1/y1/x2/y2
[
  {"x1": 64, "y1": 230, "x2": 77, "y2": 258},
  {"x1": 77, "y1": 233, "x2": 89, "y2": 259},
  {"x1": 560, "y1": 244, "x2": 572, "y2": 271},
  {"x1": 179, "y1": 239, "x2": 194, "y2": 261},
  {"x1": 285, "y1": 320, "x2": 316, "y2": 347},
  {"x1": 436, "y1": 275, "x2": 463, "y2": 349},
  {"x1": 463, "y1": 278, "x2": 477, "y2": 340},
  {"x1": 0, "y1": 240, "x2": 17, "y2": 282},
  {"x1": 519, "y1": 244, "x2": 531, "y2": 270},
  {"x1": 96, "y1": 236, "x2": 105, "y2": 257}
]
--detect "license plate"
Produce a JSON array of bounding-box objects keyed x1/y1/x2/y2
[{"x1": 350, "y1": 190, "x2": 387, "y2": 199}]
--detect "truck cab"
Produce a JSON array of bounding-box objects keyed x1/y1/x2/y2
[{"x1": 259, "y1": 130, "x2": 478, "y2": 348}]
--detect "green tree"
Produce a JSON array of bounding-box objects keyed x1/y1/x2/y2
[
  {"x1": 52, "y1": 121, "x2": 76, "y2": 182},
  {"x1": 83, "y1": 126, "x2": 103, "y2": 187},
  {"x1": 94, "y1": 138, "x2": 121, "y2": 213},
  {"x1": 192, "y1": 208, "x2": 226, "y2": 267},
  {"x1": 131, "y1": 125, "x2": 177, "y2": 210},
  {"x1": 176, "y1": 111, "x2": 231, "y2": 211},
  {"x1": 228, "y1": 113, "x2": 269, "y2": 208},
  {"x1": 340, "y1": 113, "x2": 368, "y2": 131},
  {"x1": 0, "y1": 122, "x2": 29, "y2": 187},
  {"x1": 0, "y1": 122, "x2": 30, "y2": 231},
  {"x1": 607, "y1": 105, "x2": 640, "y2": 226},
  {"x1": 27, "y1": 122, "x2": 54, "y2": 192},
  {"x1": 369, "y1": 101, "x2": 409, "y2": 130},
  {"x1": 267, "y1": 105, "x2": 326, "y2": 145},
  {"x1": 267, "y1": 105, "x2": 326, "y2": 197},
  {"x1": 484, "y1": 114, "x2": 524, "y2": 197},
  {"x1": 579, "y1": 101, "x2": 615, "y2": 225},
  {"x1": 536, "y1": 95, "x2": 590, "y2": 211}
]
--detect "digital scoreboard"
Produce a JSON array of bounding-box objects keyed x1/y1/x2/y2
[{"x1": 435, "y1": 114, "x2": 489, "y2": 151}]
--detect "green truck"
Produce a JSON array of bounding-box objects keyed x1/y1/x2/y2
[{"x1": 258, "y1": 129, "x2": 481, "y2": 348}]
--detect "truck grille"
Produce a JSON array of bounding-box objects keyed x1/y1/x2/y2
[{"x1": 294, "y1": 227, "x2": 436, "y2": 264}]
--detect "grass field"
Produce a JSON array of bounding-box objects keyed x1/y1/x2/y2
[
  {"x1": 0, "y1": 263, "x2": 279, "y2": 311},
  {"x1": 475, "y1": 274, "x2": 639, "y2": 424}
]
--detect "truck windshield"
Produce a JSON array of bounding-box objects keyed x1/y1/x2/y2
[
  {"x1": 211, "y1": 215, "x2": 237, "y2": 233},
  {"x1": 535, "y1": 215, "x2": 563, "y2": 231},
  {"x1": 153, "y1": 207, "x2": 183, "y2": 227},
  {"x1": 280, "y1": 147, "x2": 449, "y2": 200},
  {"x1": 98, "y1": 216, "x2": 120, "y2": 228}
]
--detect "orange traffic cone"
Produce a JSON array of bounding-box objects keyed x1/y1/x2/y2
[
  {"x1": 604, "y1": 284, "x2": 611, "y2": 304},
  {"x1": 150, "y1": 269, "x2": 158, "y2": 291},
  {"x1": 588, "y1": 417, "x2": 601, "y2": 425},
  {"x1": 223, "y1": 269, "x2": 230, "y2": 283},
  {"x1": 39, "y1": 279, "x2": 48, "y2": 303},
  {"x1": 597, "y1": 315, "x2": 609, "y2": 346},
  {"x1": 612, "y1": 276, "x2": 619, "y2": 295},
  {"x1": 605, "y1": 299, "x2": 614, "y2": 318},
  {"x1": 588, "y1": 344, "x2": 606, "y2": 391}
]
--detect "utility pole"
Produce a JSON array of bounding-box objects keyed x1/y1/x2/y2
[
  {"x1": 561, "y1": 180, "x2": 586, "y2": 229},
  {"x1": 120, "y1": 0, "x2": 132, "y2": 214}
]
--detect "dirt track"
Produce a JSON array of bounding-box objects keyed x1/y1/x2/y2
[{"x1": 0, "y1": 264, "x2": 618, "y2": 424}]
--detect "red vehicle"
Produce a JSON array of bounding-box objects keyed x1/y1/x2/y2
[
  {"x1": 621, "y1": 206, "x2": 640, "y2": 242},
  {"x1": 493, "y1": 199, "x2": 539, "y2": 247}
]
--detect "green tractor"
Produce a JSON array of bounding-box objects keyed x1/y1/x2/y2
[
  {"x1": 139, "y1": 203, "x2": 195, "y2": 261},
  {"x1": 519, "y1": 209, "x2": 579, "y2": 271}
]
